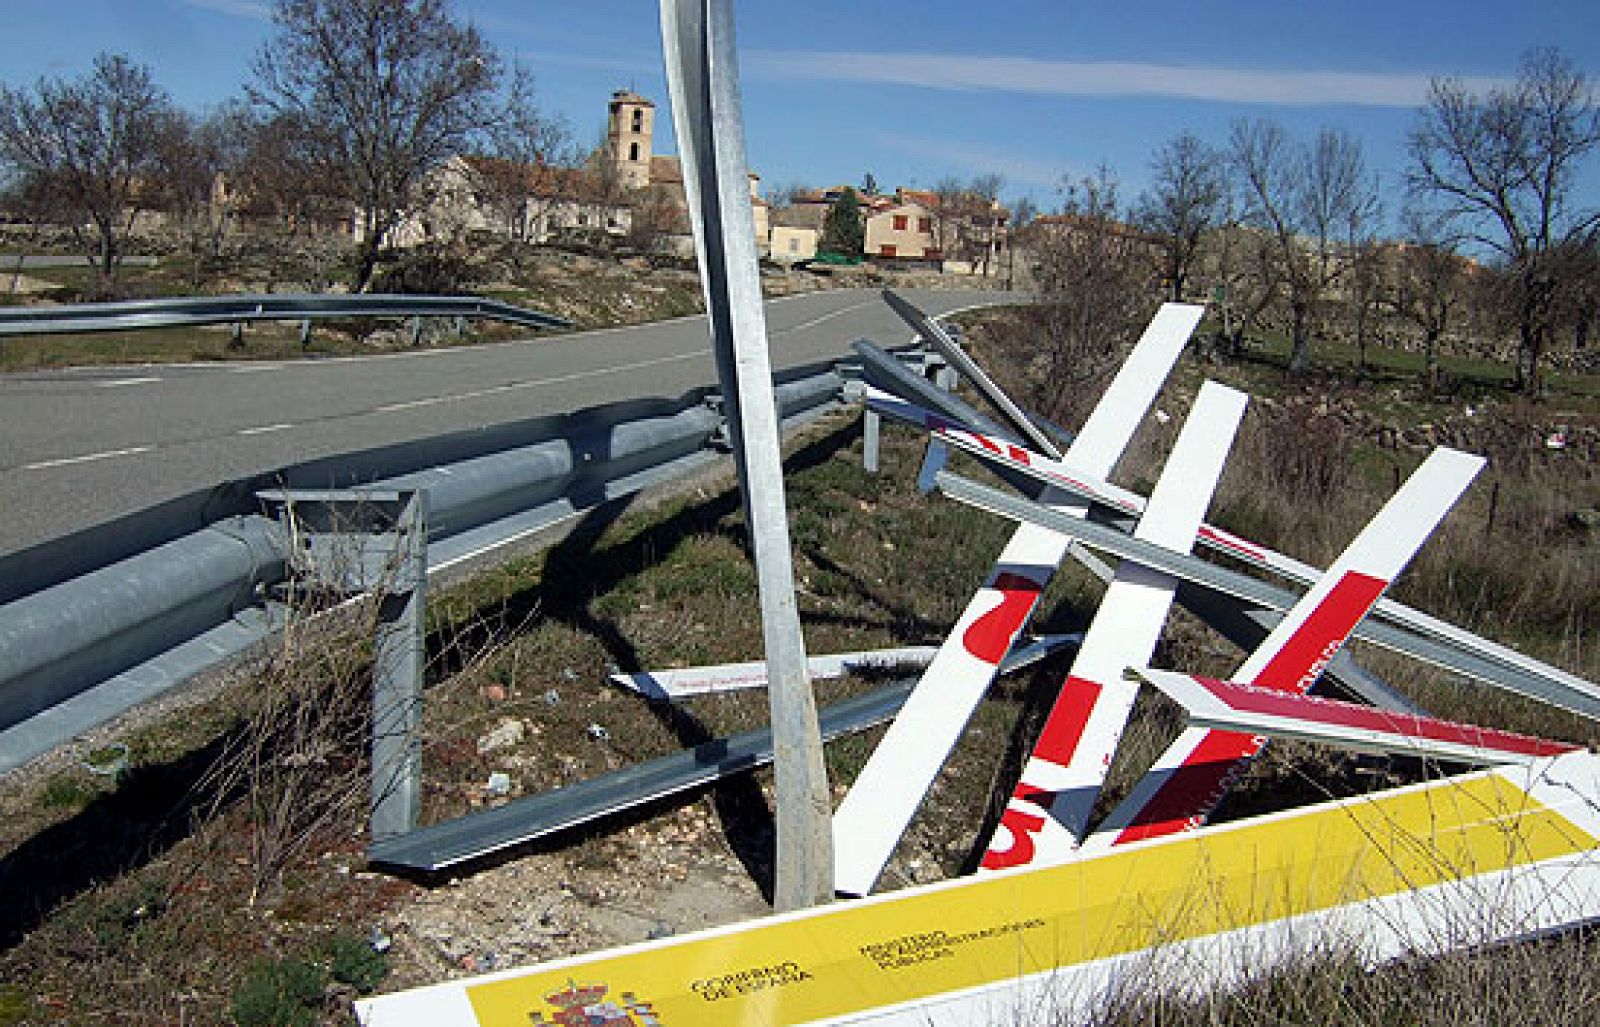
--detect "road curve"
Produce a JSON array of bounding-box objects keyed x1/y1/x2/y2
[{"x1": 0, "y1": 287, "x2": 1012, "y2": 556}]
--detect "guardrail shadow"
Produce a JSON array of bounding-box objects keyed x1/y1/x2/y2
[
  {"x1": 0, "y1": 411, "x2": 906, "y2": 934},
  {"x1": 0, "y1": 730, "x2": 244, "y2": 950},
  {"x1": 416, "y1": 417, "x2": 878, "y2": 900}
]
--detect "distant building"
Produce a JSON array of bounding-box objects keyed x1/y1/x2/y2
[
  {"x1": 606, "y1": 90, "x2": 656, "y2": 190},
  {"x1": 597, "y1": 90, "x2": 768, "y2": 256},
  {"x1": 865, "y1": 197, "x2": 937, "y2": 262},
  {"x1": 380, "y1": 89, "x2": 767, "y2": 256},
  {"x1": 769, "y1": 185, "x2": 1008, "y2": 273}
]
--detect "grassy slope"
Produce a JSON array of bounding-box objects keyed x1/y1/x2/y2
[{"x1": 0, "y1": 252, "x2": 707, "y2": 372}]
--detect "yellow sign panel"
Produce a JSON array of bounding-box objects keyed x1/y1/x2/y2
[{"x1": 464, "y1": 773, "x2": 1595, "y2": 1026}]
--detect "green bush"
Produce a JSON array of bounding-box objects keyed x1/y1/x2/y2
[
  {"x1": 0, "y1": 985, "x2": 32, "y2": 1026},
  {"x1": 229, "y1": 956, "x2": 326, "y2": 1027},
  {"x1": 326, "y1": 932, "x2": 389, "y2": 994}
]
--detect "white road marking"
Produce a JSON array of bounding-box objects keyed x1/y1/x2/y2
[
  {"x1": 237, "y1": 423, "x2": 295, "y2": 436},
  {"x1": 23, "y1": 445, "x2": 154, "y2": 470},
  {"x1": 96, "y1": 376, "x2": 162, "y2": 388},
  {"x1": 373, "y1": 350, "x2": 708, "y2": 414},
  {"x1": 781, "y1": 299, "x2": 877, "y2": 333},
  {"x1": 376, "y1": 397, "x2": 446, "y2": 413},
  {"x1": 230, "y1": 364, "x2": 285, "y2": 374}
]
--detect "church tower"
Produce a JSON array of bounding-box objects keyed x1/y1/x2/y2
[{"x1": 606, "y1": 90, "x2": 655, "y2": 190}]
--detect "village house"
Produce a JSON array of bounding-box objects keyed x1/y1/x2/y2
[
  {"x1": 771, "y1": 185, "x2": 1009, "y2": 274},
  {"x1": 864, "y1": 195, "x2": 937, "y2": 263},
  {"x1": 386, "y1": 90, "x2": 768, "y2": 257}
]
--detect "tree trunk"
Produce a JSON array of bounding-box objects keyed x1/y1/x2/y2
[
  {"x1": 1424, "y1": 328, "x2": 1440, "y2": 394},
  {"x1": 1288, "y1": 300, "x2": 1311, "y2": 374},
  {"x1": 96, "y1": 220, "x2": 117, "y2": 283},
  {"x1": 1525, "y1": 326, "x2": 1546, "y2": 398},
  {"x1": 352, "y1": 233, "x2": 381, "y2": 294}
]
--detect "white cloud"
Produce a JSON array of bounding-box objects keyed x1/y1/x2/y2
[
  {"x1": 512, "y1": 50, "x2": 659, "y2": 77},
  {"x1": 875, "y1": 132, "x2": 1070, "y2": 191},
  {"x1": 748, "y1": 51, "x2": 1508, "y2": 108},
  {"x1": 182, "y1": 0, "x2": 271, "y2": 19}
]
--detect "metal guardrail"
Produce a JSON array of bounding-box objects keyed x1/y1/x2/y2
[
  {"x1": 0, "y1": 351, "x2": 937, "y2": 775},
  {"x1": 0, "y1": 293, "x2": 571, "y2": 336}
]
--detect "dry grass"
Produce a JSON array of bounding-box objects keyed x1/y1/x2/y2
[
  {"x1": 956, "y1": 306, "x2": 1600, "y2": 1026},
  {"x1": 1093, "y1": 931, "x2": 1600, "y2": 1027}
]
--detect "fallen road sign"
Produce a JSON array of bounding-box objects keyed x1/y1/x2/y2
[
  {"x1": 831, "y1": 303, "x2": 1202, "y2": 897},
  {"x1": 357, "y1": 751, "x2": 1600, "y2": 1026},
  {"x1": 980, "y1": 381, "x2": 1246, "y2": 871},
  {"x1": 611, "y1": 648, "x2": 940, "y2": 701},
  {"x1": 610, "y1": 635, "x2": 1080, "y2": 701},
  {"x1": 873, "y1": 388, "x2": 1600, "y2": 718},
  {"x1": 1083, "y1": 446, "x2": 1482, "y2": 849},
  {"x1": 931, "y1": 468, "x2": 1599, "y2": 719},
  {"x1": 1135, "y1": 669, "x2": 1579, "y2": 765}
]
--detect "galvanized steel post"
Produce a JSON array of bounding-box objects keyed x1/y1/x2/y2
[
  {"x1": 370, "y1": 490, "x2": 428, "y2": 842},
  {"x1": 259, "y1": 488, "x2": 429, "y2": 843},
  {"x1": 661, "y1": 0, "x2": 833, "y2": 909}
]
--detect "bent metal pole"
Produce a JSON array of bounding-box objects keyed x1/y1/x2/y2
[{"x1": 659, "y1": 0, "x2": 833, "y2": 909}]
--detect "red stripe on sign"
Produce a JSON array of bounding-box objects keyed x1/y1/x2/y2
[
  {"x1": 962, "y1": 572, "x2": 1044, "y2": 665},
  {"x1": 980, "y1": 806, "x2": 1045, "y2": 870},
  {"x1": 1195, "y1": 676, "x2": 1578, "y2": 758},
  {"x1": 1253, "y1": 570, "x2": 1389, "y2": 694},
  {"x1": 1031, "y1": 676, "x2": 1104, "y2": 764},
  {"x1": 1113, "y1": 729, "x2": 1264, "y2": 845},
  {"x1": 1113, "y1": 573, "x2": 1397, "y2": 848},
  {"x1": 972, "y1": 431, "x2": 1004, "y2": 456},
  {"x1": 1197, "y1": 525, "x2": 1267, "y2": 562}
]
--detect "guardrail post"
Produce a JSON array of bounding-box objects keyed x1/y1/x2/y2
[
  {"x1": 371, "y1": 490, "x2": 427, "y2": 841},
  {"x1": 230, "y1": 321, "x2": 244, "y2": 348},
  {"x1": 409, "y1": 316, "x2": 423, "y2": 347},
  {"x1": 299, "y1": 319, "x2": 312, "y2": 347},
  {"x1": 862, "y1": 404, "x2": 881, "y2": 474},
  {"x1": 257, "y1": 488, "x2": 429, "y2": 843}
]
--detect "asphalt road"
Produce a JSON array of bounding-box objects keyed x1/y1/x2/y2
[{"x1": 0, "y1": 287, "x2": 1010, "y2": 556}]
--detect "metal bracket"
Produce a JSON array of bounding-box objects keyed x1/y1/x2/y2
[{"x1": 257, "y1": 487, "x2": 429, "y2": 842}]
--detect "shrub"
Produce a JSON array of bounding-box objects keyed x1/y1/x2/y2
[
  {"x1": 229, "y1": 956, "x2": 326, "y2": 1027},
  {"x1": 326, "y1": 932, "x2": 388, "y2": 994}
]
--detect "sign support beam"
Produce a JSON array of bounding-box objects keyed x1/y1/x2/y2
[{"x1": 660, "y1": 0, "x2": 832, "y2": 909}]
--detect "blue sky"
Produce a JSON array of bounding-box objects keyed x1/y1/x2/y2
[{"x1": 1, "y1": 1, "x2": 1597, "y2": 227}]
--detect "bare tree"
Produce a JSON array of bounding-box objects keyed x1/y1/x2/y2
[
  {"x1": 228, "y1": 106, "x2": 351, "y2": 290},
  {"x1": 1005, "y1": 194, "x2": 1037, "y2": 289},
  {"x1": 1027, "y1": 167, "x2": 1156, "y2": 425},
  {"x1": 250, "y1": 0, "x2": 508, "y2": 292},
  {"x1": 765, "y1": 181, "x2": 809, "y2": 210},
  {"x1": 479, "y1": 66, "x2": 578, "y2": 244},
  {"x1": 1346, "y1": 240, "x2": 1389, "y2": 372},
  {"x1": 625, "y1": 186, "x2": 679, "y2": 254},
  {"x1": 1549, "y1": 236, "x2": 1600, "y2": 358},
  {"x1": 929, "y1": 175, "x2": 965, "y2": 262},
  {"x1": 968, "y1": 173, "x2": 1004, "y2": 276},
  {"x1": 0, "y1": 53, "x2": 177, "y2": 284},
  {"x1": 1230, "y1": 119, "x2": 1378, "y2": 373},
  {"x1": 1394, "y1": 205, "x2": 1468, "y2": 391},
  {"x1": 1134, "y1": 131, "x2": 1227, "y2": 302},
  {"x1": 1409, "y1": 47, "x2": 1600, "y2": 393},
  {"x1": 1209, "y1": 215, "x2": 1279, "y2": 358},
  {"x1": 158, "y1": 105, "x2": 251, "y2": 290}
]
